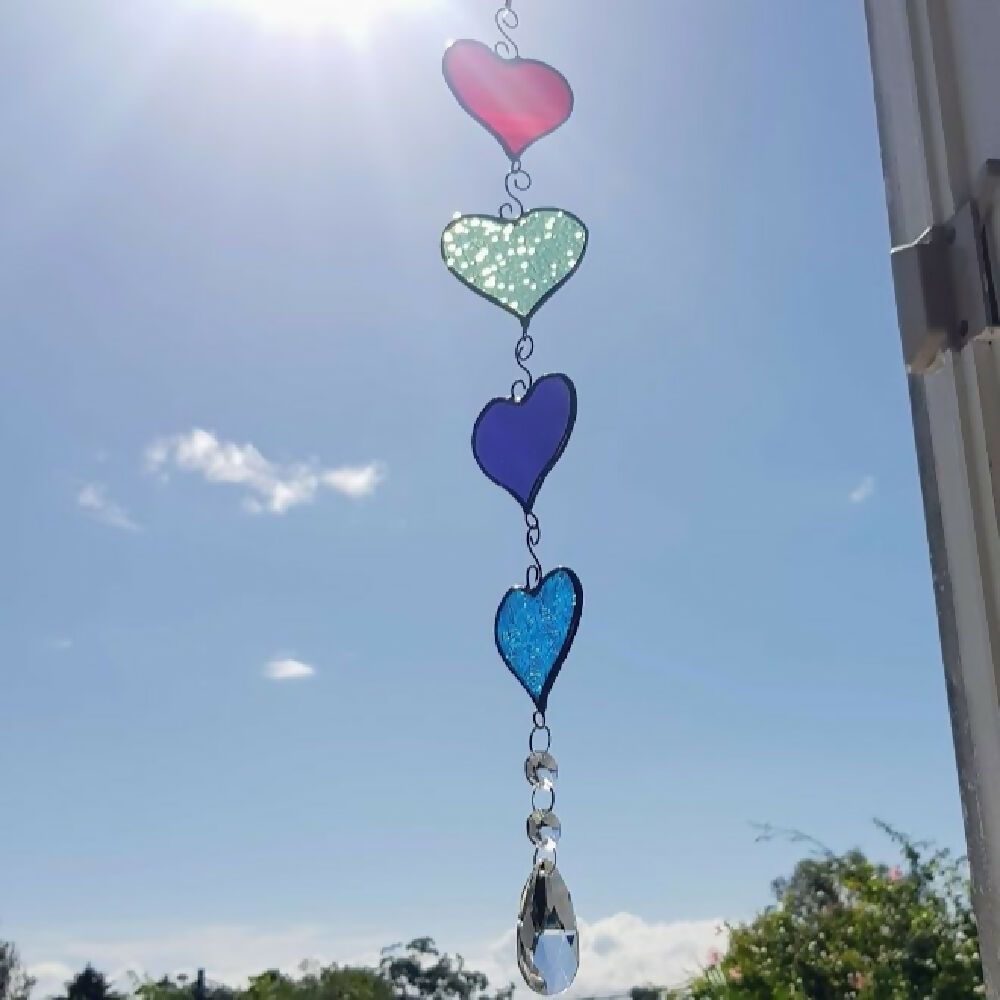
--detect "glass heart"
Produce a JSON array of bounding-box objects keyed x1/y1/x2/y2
[
  {"x1": 495, "y1": 567, "x2": 583, "y2": 713},
  {"x1": 472, "y1": 373, "x2": 576, "y2": 512},
  {"x1": 442, "y1": 210, "x2": 588, "y2": 325},
  {"x1": 443, "y1": 39, "x2": 574, "y2": 161}
]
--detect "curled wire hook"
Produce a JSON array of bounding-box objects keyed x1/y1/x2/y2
[
  {"x1": 495, "y1": 1, "x2": 519, "y2": 59},
  {"x1": 499, "y1": 161, "x2": 532, "y2": 220},
  {"x1": 525, "y1": 511, "x2": 542, "y2": 589},
  {"x1": 511, "y1": 329, "x2": 534, "y2": 398}
]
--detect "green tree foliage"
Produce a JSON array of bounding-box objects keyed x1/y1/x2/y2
[
  {"x1": 630, "y1": 988, "x2": 662, "y2": 1000},
  {"x1": 671, "y1": 823, "x2": 984, "y2": 1000},
  {"x1": 135, "y1": 966, "x2": 388, "y2": 1000},
  {"x1": 378, "y1": 938, "x2": 512, "y2": 1000},
  {"x1": 129, "y1": 941, "x2": 509, "y2": 1000},
  {"x1": 244, "y1": 966, "x2": 392, "y2": 1000},
  {"x1": 0, "y1": 940, "x2": 34, "y2": 1000},
  {"x1": 134, "y1": 972, "x2": 236, "y2": 1000},
  {"x1": 57, "y1": 967, "x2": 122, "y2": 1000}
]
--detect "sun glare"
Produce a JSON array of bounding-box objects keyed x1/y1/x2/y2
[{"x1": 205, "y1": 0, "x2": 439, "y2": 38}]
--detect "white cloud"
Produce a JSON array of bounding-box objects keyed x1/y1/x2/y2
[
  {"x1": 27, "y1": 961, "x2": 75, "y2": 997},
  {"x1": 20, "y1": 915, "x2": 725, "y2": 1000},
  {"x1": 321, "y1": 466, "x2": 382, "y2": 498},
  {"x1": 471, "y1": 914, "x2": 724, "y2": 996},
  {"x1": 22, "y1": 926, "x2": 383, "y2": 1000},
  {"x1": 46, "y1": 638, "x2": 73, "y2": 651},
  {"x1": 77, "y1": 483, "x2": 141, "y2": 532},
  {"x1": 145, "y1": 429, "x2": 384, "y2": 515},
  {"x1": 849, "y1": 475, "x2": 876, "y2": 504},
  {"x1": 264, "y1": 657, "x2": 316, "y2": 681}
]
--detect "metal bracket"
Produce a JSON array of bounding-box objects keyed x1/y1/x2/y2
[{"x1": 890, "y1": 159, "x2": 1000, "y2": 374}]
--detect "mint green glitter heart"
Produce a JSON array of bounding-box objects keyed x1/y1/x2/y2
[{"x1": 441, "y1": 209, "x2": 588, "y2": 324}]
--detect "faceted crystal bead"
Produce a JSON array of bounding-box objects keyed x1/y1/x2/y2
[
  {"x1": 525, "y1": 751, "x2": 558, "y2": 790},
  {"x1": 517, "y1": 859, "x2": 579, "y2": 995},
  {"x1": 527, "y1": 809, "x2": 561, "y2": 850}
]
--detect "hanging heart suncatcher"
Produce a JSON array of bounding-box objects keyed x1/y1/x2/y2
[
  {"x1": 495, "y1": 567, "x2": 583, "y2": 713},
  {"x1": 442, "y1": 39, "x2": 574, "y2": 161},
  {"x1": 439, "y1": 4, "x2": 587, "y2": 995},
  {"x1": 441, "y1": 210, "x2": 588, "y2": 325}
]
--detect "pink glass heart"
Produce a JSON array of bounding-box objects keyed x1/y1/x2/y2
[{"x1": 443, "y1": 39, "x2": 574, "y2": 161}]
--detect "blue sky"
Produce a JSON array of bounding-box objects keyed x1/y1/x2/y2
[{"x1": 1, "y1": 0, "x2": 966, "y2": 993}]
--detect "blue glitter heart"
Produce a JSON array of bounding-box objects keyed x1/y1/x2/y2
[{"x1": 494, "y1": 568, "x2": 583, "y2": 712}]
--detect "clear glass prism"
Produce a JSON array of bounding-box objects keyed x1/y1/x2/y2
[
  {"x1": 527, "y1": 809, "x2": 561, "y2": 849},
  {"x1": 525, "y1": 751, "x2": 558, "y2": 790},
  {"x1": 517, "y1": 859, "x2": 579, "y2": 995}
]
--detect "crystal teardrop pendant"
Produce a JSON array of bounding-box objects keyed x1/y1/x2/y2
[{"x1": 517, "y1": 859, "x2": 579, "y2": 995}]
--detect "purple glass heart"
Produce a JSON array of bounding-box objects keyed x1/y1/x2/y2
[{"x1": 472, "y1": 374, "x2": 577, "y2": 512}]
